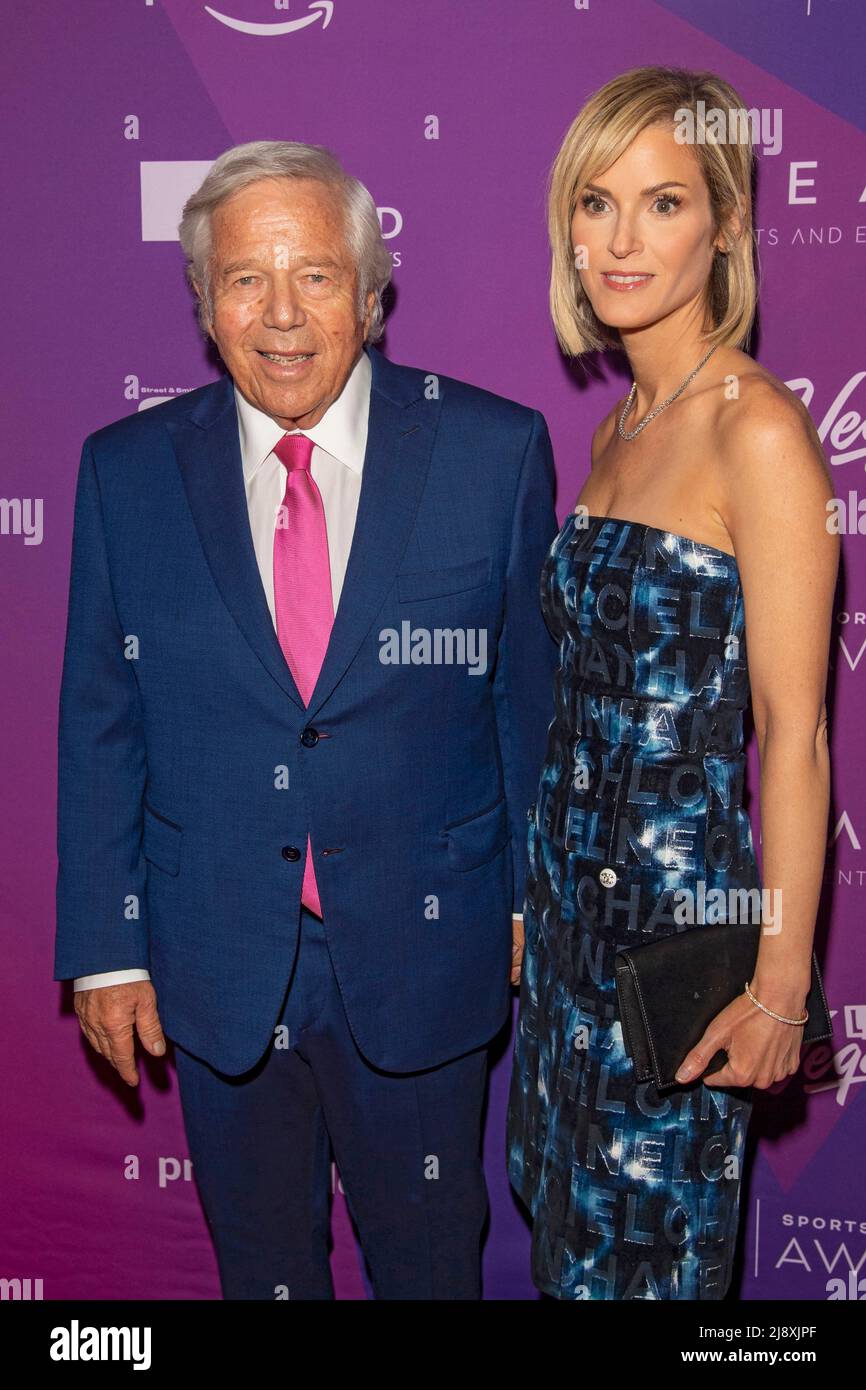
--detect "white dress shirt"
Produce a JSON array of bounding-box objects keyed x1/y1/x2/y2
[{"x1": 73, "y1": 348, "x2": 519, "y2": 993}]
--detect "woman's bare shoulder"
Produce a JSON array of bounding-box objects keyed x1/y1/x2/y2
[
  {"x1": 715, "y1": 358, "x2": 826, "y2": 480},
  {"x1": 709, "y1": 354, "x2": 836, "y2": 558},
  {"x1": 708, "y1": 348, "x2": 804, "y2": 426}
]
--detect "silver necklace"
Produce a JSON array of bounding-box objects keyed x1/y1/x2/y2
[{"x1": 617, "y1": 343, "x2": 719, "y2": 440}]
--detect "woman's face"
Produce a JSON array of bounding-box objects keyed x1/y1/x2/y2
[{"x1": 570, "y1": 122, "x2": 724, "y2": 334}]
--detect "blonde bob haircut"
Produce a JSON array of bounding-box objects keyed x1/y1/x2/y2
[{"x1": 548, "y1": 66, "x2": 759, "y2": 357}]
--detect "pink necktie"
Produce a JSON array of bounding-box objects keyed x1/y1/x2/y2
[{"x1": 272, "y1": 433, "x2": 334, "y2": 918}]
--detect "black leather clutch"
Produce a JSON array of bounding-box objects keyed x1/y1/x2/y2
[{"x1": 614, "y1": 921, "x2": 832, "y2": 1091}]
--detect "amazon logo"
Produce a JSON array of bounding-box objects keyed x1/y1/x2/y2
[{"x1": 204, "y1": 1, "x2": 333, "y2": 36}]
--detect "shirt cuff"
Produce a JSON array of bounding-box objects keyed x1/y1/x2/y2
[{"x1": 73, "y1": 969, "x2": 151, "y2": 991}]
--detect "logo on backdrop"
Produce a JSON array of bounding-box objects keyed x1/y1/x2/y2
[
  {"x1": 772, "y1": 1205, "x2": 866, "y2": 1300},
  {"x1": 122, "y1": 375, "x2": 194, "y2": 412},
  {"x1": 204, "y1": 1, "x2": 333, "y2": 35},
  {"x1": 836, "y1": 616, "x2": 866, "y2": 673},
  {"x1": 804, "y1": 1002, "x2": 866, "y2": 1108},
  {"x1": 787, "y1": 371, "x2": 866, "y2": 469}
]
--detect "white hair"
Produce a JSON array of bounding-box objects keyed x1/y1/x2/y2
[{"x1": 178, "y1": 140, "x2": 392, "y2": 342}]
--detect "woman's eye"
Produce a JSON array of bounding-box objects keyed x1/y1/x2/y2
[
  {"x1": 236, "y1": 276, "x2": 257, "y2": 286},
  {"x1": 579, "y1": 192, "x2": 683, "y2": 216},
  {"x1": 307, "y1": 273, "x2": 327, "y2": 284}
]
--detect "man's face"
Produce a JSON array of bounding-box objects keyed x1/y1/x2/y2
[{"x1": 199, "y1": 176, "x2": 375, "y2": 429}]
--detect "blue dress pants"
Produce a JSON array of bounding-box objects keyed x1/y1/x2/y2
[{"x1": 173, "y1": 904, "x2": 490, "y2": 1299}]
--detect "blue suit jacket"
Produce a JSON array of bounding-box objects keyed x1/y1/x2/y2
[{"x1": 54, "y1": 344, "x2": 559, "y2": 1074}]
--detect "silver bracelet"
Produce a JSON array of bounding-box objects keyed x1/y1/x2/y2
[{"x1": 744, "y1": 981, "x2": 808, "y2": 1027}]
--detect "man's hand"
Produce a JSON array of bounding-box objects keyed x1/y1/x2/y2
[
  {"x1": 74, "y1": 981, "x2": 166, "y2": 1087},
  {"x1": 511, "y1": 914, "x2": 525, "y2": 986}
]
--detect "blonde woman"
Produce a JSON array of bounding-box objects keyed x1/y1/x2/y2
[{"x1": 507, "y1": 66, "x2": 838, "y2": 1301}]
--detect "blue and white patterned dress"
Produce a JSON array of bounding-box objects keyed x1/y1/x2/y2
[{"x1": 507, "y1": 511, "x2": 757, "y2": 1301}]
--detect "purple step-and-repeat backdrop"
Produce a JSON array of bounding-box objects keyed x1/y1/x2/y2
[{"x1": 2, "y1": 0, "x2": 865, "y2": 1301}]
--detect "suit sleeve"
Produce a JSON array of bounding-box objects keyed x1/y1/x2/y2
[
  {"x1": 492, "y1": 409, "x2": 560, "y2": 913},
  {"x1": 54, "y1": 437, "x2": 150, "y2": 980}
]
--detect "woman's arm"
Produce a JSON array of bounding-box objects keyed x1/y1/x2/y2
[{"x1": 677, "y1": 377, "x2": 839, "y2": 1089}]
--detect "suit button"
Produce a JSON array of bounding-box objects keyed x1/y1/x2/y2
[
  {"x1": 281, "y1": 845, "x2": 301, "y2": 861},
  {"x1": 300, "y1": 727, "x2": 319, "y2": 747},
  {"x1": 599, "y1": 867, "x2": 617, "y2": 887}
]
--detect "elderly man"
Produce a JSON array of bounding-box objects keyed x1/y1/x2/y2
[{"x1": 55, "y1": 141, "x2": 558, "y2": 1299}]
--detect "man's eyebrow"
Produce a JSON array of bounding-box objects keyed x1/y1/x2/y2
[{"x1": 219, "y1": 256, "x2": 343, "y2": 278}]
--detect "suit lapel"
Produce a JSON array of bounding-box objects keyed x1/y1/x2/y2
[
  {"x1": 166, "y1": 372, "x2": 306, "y2": 706},
  {"x1": 164, "y1": 344, "x2": 440, "y2": 716},
  {"x1": 305, "y1": 347, "x2": 439, "y2": 717}
]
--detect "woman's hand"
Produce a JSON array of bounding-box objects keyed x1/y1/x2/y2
[{"x1": 675, "y1": 988, "x2": 806, "y2": 1089}]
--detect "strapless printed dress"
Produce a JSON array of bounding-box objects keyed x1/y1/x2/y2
[{"x1": 507, "y1": 511, "x2": 758, "y2": 1301}]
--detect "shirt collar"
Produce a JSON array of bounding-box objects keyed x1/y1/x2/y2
[{"x1": 235, "y1": 346, "x2": 372, "y2": 482}]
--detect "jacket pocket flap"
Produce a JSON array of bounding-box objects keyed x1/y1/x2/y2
[
  {"x1": 142, "y1": 802, "x2": 182, "y2": 876},
  {"x1": 397, "y1": 556, "x2": 491, "y2": 602},
  {"x1": 442, "y1": 796, "x2": 509, "y2": 871}
]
